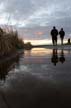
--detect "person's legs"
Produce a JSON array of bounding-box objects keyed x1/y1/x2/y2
[
  {"x1": 53, "y1": 39, "x2": 55, "y2": 45},
  {"x1": 52, "y1": 37, "x2": 54, "y2": 45},
  {"x1": 56, "y1": 39, "x2": 57, "y2": 45},
  {"x1": 55, "y1": 37, "x2": 57, "y2": 45},
  {"x1": 61, "y1": 38, "x2": 63, "y2": 45}
]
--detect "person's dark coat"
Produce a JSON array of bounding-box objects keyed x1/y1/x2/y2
[
  {"x1": 51, "y1": 28, "x2": 58, "y2": 39},
  {"x1": 51, "y1": 27, "x2": 58, "y2": 45},
  {"x1": 59, "y1": 29, "x2": 65, "y2": 39}
]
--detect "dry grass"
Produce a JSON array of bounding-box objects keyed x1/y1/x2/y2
[{"x1": 0, "y1": 27, "x2": 24, "y2": 56}]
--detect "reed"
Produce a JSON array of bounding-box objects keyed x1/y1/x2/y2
[{"x1": 0, "y1": 27, "x2": 24, "y2": 57}]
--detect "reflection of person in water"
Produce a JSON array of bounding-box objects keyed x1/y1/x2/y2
[
  {"x1": 51, "y1": 49, "x2": 58, "y2": 66},
  {"x1": 59, "y1": 50, "x2": 65, "y2": 64}
]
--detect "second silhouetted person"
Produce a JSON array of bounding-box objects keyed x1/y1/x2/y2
[{"x1": 59, "y1": 28, "x2": 65, "y2": 45}]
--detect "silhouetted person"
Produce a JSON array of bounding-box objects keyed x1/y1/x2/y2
[
  {"x1": 59, "y1": 28, "x2": 65, "y2": 45},
  {"x1": 51, "y1": 26, "x2": 58, "y2": 45},
  {"x1": 59, "y1": 50, "x2": 65, "y2": 64},
  {"x1": 51, "y1": 49, "x2": 58, "y2": 66},
  {"x1": 68, "y1": 38, "x2": 70, "y2": 44}
]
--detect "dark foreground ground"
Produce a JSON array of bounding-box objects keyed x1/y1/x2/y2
[{"x1": 0, "y1": 73, "x2": 71, "y2": 108}]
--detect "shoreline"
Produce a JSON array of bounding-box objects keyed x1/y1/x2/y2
[
  {"x1": 0, "y1": 44, "x2": 71, "y2": 63},
  {"x1": 0, "y1": 50, "x2": 24, "y2": 64},
  {"x1": 32, "y1": 44, "x2": 71, "y2": 50}
]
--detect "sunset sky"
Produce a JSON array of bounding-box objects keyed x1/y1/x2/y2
[{"x1": 0, "y1": 0, "x2": 71, "y2": 44}]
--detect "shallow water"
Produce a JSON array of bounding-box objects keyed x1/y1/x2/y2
[{"x1": 0, "y1": 48, "x2": 71, "y2": 108}]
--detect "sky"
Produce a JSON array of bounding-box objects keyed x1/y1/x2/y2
[{"x1": 0, "y1": 0, "x2": 71, "y2": 44}]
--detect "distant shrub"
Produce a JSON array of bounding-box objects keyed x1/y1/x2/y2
[{"x1": 24, "y1": 42, "x2": 32, "y2": 50}]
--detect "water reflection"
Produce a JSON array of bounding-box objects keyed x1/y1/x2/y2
[
  {"x1": 0, "y1": 56, "x2": 19, "y2": 81},
  {"x1": 23, "y1": 48, "x2": 66, "y2": 65},
  {"x1": 59, "y1": 50, "x2": 65, "y2": 64},
  {"x1": 51, "y1": 49, "x2": 65, "y2": 66},
  {"x1": 25, "y1": 48, "x2": 52, "y2": 57},
  {"x1": 51, "y1": 49, "x2": 58, "y2": 66},
  {"x1": 0, "y1": 48, "x2": 69, "y2": 82},
  {"x1": 0, "y1": 48, "x2": 71, "y2": 108}
]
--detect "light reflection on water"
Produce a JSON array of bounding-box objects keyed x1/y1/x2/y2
[
  {"x1": 0, "y1": 48, "x2": 71, "y2": 82},
  {"x1": 0, "y1": 48, "x2": 70, "y2": 83},
  {"x1": 0, "y1": 48, "x2": 71, "y2": 108},
  {"x1": 21, "y1": 48, "x2": 70, "y2": 64}
]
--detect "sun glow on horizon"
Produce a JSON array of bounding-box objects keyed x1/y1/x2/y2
[
  {"x1": 35, "y1": 32, "x2": 44, "y2": 36},
  {"x1": 24, "y1": 39, "x2": 52, "y2": 45},
  {"x1": 24, "y1": 39, "x2": 67, "y2": 45}
]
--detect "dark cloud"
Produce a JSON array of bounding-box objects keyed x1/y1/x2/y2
[{"x1": 0, "y1": 0, "x2": 71, "y2": 39}]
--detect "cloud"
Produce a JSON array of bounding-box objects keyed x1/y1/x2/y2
[
  {"x1": 0, "y1": 0, "x2": 71, "y2": 39},
  {"x1": 0, "y1": 0, "x2": 70, "y2": 26}
]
